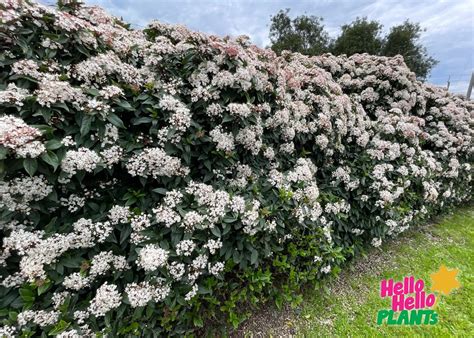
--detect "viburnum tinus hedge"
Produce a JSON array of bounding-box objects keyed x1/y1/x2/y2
[{"x1": 0, "y1": 0, "x2": 472, "y2": 336}]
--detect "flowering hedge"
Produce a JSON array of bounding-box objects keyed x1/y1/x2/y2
[{"x1": 0, "y1": 1, "x2": 472, "y2": 336}]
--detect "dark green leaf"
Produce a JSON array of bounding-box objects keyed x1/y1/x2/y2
[
  {"x1": 0, "y1": 147, "x2": 8, "y2": 160},
  {"x1": 210, "y1": 226, "x2": 221, "y2": 237},
  {"x1": 132, "y1": 117, "x2": 152, "y2": 125},
  {"x1": 45, "y1": 139, "x2": 62, "y2": 150},
  {"x1": 250, "y1": 249, "x2": 258, "y2": 265},
  {"x1": 81, "y1": 115, "x2": 93, "y2": 136},
  {"x1": 115, "y1": 100, "x2": 134, "y2": 111},
  {"x1": 23, "y1": 158, "x2": 38, "y2": 176},
  {"x1": 41, "y1": 151, "x2": 59, "y2": 171},
  {"x1": 107, "y1": 113, "x2": 126, "y2": 129},
  {"x1": 152, "y1": 187, "x2": 167, "y2": 194},
  {"x1": 48, "y1": 320, "x2": 70, "y2": 336}
]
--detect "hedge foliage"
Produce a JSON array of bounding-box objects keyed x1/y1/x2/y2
[{"x1": 0, "y1": 1, "x2": 472, "y2": 336}]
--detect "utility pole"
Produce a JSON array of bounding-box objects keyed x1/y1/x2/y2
[
  {"x1": 447, "y1": 75, "x2": 450, "y2": 90},
  {"x1": 467, "y1": 72, "x2": 474, "y2": 100}
]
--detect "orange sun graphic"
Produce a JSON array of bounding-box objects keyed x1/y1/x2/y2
[{"x1": 430, "y1": 265, "x2": 461, "y2": 295}]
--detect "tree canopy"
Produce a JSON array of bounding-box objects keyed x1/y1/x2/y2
[
  {"x1": 268, "y1": 10, "x2": 438, "y2": 79},
  {"x1": 269, "y1": 9, "x2": 330, "y2": 56},
  {"x1": 332, "y1": 17, "x2": 384, "y2": 56},
  {"x1": 383, "y1": 21, "x2": 438, "y2": 80}
]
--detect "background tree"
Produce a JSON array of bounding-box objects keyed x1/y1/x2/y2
[
  {"x1": 331, "y1": 17, "x2": 383, "y2": 56},
  {"x1": 268, "y1": 12, "x2": 438, "y2": 80},
  {"x1": 269, "y1": 9, "x2": 330, "y2": 56},
  {"x1": 382, "y1": 20, "x2": 438, "y2": 80}
]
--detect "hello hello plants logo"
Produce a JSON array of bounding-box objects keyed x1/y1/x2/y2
[{"x1": 377, "y1": 265, "x2": 460, "y2": 325}]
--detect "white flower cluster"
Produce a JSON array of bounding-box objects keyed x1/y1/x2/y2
[
  {"x1": 137, "y1": 244, "x2": 169, "y2": 271},
  {"x1": 125, "y1": 280, "x2": 171, "y2": 307},
  {"x1": 0, "y1": 325, "x2": 16, "y2": 337},
  {"x1": 208, "y1": 261, "x2": 225, "y2": 276},
  {"x1": 0, "y1": 175, "x2": 52, "y2": 213},
  {"x1": 100, "y1": 145, "x2": 123, "y2": 168},
  {"x1": 0, "y1": 83, "x2": 29, "y2": 106},
  {"x1": 17, "y1": 310, "x2": 60, "y2": 327},
  {"x1": 107, "y1": 205, "x2": 131, "y2": 224},
  {"x1": 0, "y1": 115, "x2": 44, "y2": 157},
  {"x1": 51, "y1": 291, "x2": 70, "y2": 309},
  {"x1": 130, "y1": 213, "x2": 152, "y2": 243},
  {"x1": 169, "y1": 262, "x2": 186, "y2": 280},
  {"x1": 89, "y1": 251, "x2": 128, "y2": 277},
  {"x1": 288, "y1": 158, "x2": 318, "y2": 184},
  {"x1": 236, "y1": 124, "x2": 263, "y2": 155},
  {"x1": 11, "y1": 59, "x2": 42, "y2": 79},
  {"x1": 1, "y1": 218, "x2": 112, "y2": 282},
  {"x1": 15, "y1": 140, "x2": 45, "y2": 158},
  {"x1": 204, "y1": 239, "x2": 222, "y2": 255},
  {"x1": 176, "y1": 240, "x2": 196, "y2": 256},
  {"x1": 206, "y1": 102, "x2": 224, "y2": 117},
  {"x1": 61, "y1": 148, "x2": 101, "y2": 176},
  {"x1": 72, "y1": 51, "x2": 144, "y2": 86},
  {"x1": 35, "y1": 78, "x2": 86, "y2": 107},
  {"x1": 61, "y1": 135, "x2": 76, "y2": 147},
  {"x1": 242, "y1": 200, "x2": 261, "y2": 236},
  {"x1": 60, "y1": 194, "x2": 86, "y2": 213},
  {"x1": 182, "y1": 211, "x2": 206, "y2": 231},
  {"x1": 63, "y1": 272, "x2": 90, "y2": 291},
  {"x1": 184, "y1": 284, "x2": 199, "y2": 301},
  {"x1": 126, "y1": 147, "x2": 189, "y2": 178},
  {"x1": 99, "y1": 85, "x2": 124, "y2": 99},
  {"x1": 321, "y1": 265, "x2": 331, "y2": 274},
  {"x1": 228, "y1": 164, "x2": 254, "y2": 188},
  {"x1": 88, "y1": 282, "x2": 122, "y2": 317},
  {"x1": 159, "y1": 95, "x2": 192, "y2": 133},
  {"x1": 371, "y1": 237, "x2": 382, "y2": 247},
  {"x1": 325, "y1": 201, "x2": 351, "y2": 215},
  {"x1": 209, "y1": 126, "x2": 235, "y2": 152},
  {"x1": 227, "y1": 103, "x2": 252, "y2": 118}
]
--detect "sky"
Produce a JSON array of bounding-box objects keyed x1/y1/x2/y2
[{"x1": 42, "y1": 0, "x2": 474, "y2": 94}]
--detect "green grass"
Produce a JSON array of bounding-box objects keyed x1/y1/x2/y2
[{"x1": 298, "y1": 206, "x2": 474, "y2": 337}]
